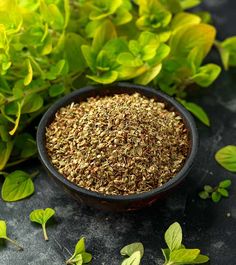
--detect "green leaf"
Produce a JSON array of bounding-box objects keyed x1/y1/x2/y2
[
  {"x1": 45, "y1": 59, "x2": 68, "y2": 80},
  {"x1": 179, "y1": 0, "x2": 202, "y2": 9},
  {"x1": 161, "y1": 248, "x2": 170, "y2": 262},
  {"x1": 21, "y1": 94, "x2": 44, "y2": 114},
  {"x1": 66, "y1": 237, "x2": 92, "y2": 265},
  {"x1": 135, "y1": 64, "x2": 162, "y2": 85},
  {"x1": 204, "y1": 185, "x2": 213, "y2": 193},
  {"x1": 24, "y1": 59, "x2": 33, "y2": 86},
  {"x1": 0, "y1": 220, "x2": 23, "y2": 250},
  {"x1": 199, "y1": 191, "x2": 209, "y2": 200},
  {"x1": 211, "y1": 191, "x2": 221, "y2": 203},
  {"x1": 30, "y1": 208, "x2": 55, "y2": 241},
  {"x1": 15, "y1": 133, "x2": 37, "y2": 159},
  {"x1": 117, "y1": 53, "x2": 143, "y2": 67},
  {"x1": 164, "y1": 222, "x2": 182, "y2": 251},
  {"x1": 219, "y1": 179, "x2": 232, "y2": 188},
  {"x1": 0, "y1": 140, "x2": 13, "y2": 170},
  {"x1": 64, "y1": 33, "x2": 87, "y2": 72},
  {"x1": 120, "y1": 242, "x2": 144, "y2": 258},
  {"x1": 191, "y1": 64, "x2": 221, "y2": 87},
  {"x1": 217, "y1": 188, "x2": 229, "y2": 197},
  {"x1": 169, "y1": 248, "x2": 200, "y2": 263},
  {"x1": 215, "y1": 146, "x2": 236, "y2": 172},
  {"x1": 49, "y1": 84, "x2": 65, "y2": 97},
  {"x1": 121, "y1": 251, "x2": 141, "y2": 265},
  {"x1": 9, "y1": 102, "x2": 21, "y2": 136},
  {"x1": 86, "y1": 71, "x2": 118, "y2": 84},
  {"x1": 178, "y1": 99, "x2": 210, "y2": 126},
  {"x1": 190, "y1": 254, "x2": 209, "y2": 264},
  {"x1": 171, "y1": 12, "x2": 201, "y2": 33},
  {"x1": 1, "y1": 170, "x2": 34, "y2": 202}
]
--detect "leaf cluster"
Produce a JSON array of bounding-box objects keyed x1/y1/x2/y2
[
  {"x1": 199, "y1": 179, "x2": 231, "y2": 203},
  {"x1": 162, "y1": 222, "x2": 209, "y2": 265},
  {"x1": 0, "y1": 0, "x2": 235, "y2": 200}
]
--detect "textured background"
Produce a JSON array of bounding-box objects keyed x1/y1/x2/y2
[{"x1": 1, "y1": 0, "x2": 236, "y2": 264}]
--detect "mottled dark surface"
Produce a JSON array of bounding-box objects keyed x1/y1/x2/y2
[{"x1": 1, "y1": 1, "x2": 236, "y2": 264}]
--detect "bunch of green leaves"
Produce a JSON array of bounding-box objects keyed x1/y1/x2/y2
[
  {"x1": 0, "y1": 220, "x2": 23, "y2": 250},
  {"x1": 29, "y1": 208, "x2": 55, "y2": 241},
  {"x1": 66, "y1": 237, "x2": 92, "y2": 265},
  {"x1": 120, "y1": 242, "x2": 144, "y2": 265},
  {"x1": 0, "y1": 0, "x2": 235, "y2": 201},
  {"x1": 162, "y1": 222, "x2": 209, "y2": 265},
  {"x1": 215, "y1": 145, "x2": 236, "y2": 172},
  {"x1": 199, "y1": 179, "x2": 231, "y2": 203}
]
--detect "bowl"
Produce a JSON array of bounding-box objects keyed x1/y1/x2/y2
[{"x1": 37, "y1": 82, "x2": 198, "y2": 211}]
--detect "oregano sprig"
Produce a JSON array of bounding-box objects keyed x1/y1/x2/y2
[
  {"x1": 29, "y1": 208, "x2": 55, "y2": 241},
  {"x1": 199, "y1": 179, "x2": 231, "y2": 203},
  {"x1": 66, "y1": 237, "x2": 92, "y2": 265},
  {"x1": 120, "y1": 242, "x2": 144, "y2": 265},
  {"x1": 0, "y1": 220, "x2": 23, "y2": 251},
  {"x1": 162, "y1": 222, "x2": 209, "y2": 265}
]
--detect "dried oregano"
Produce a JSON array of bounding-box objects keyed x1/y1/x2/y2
[{"x1": 46, "y1": 93, "x2": 189, "y2": 195}]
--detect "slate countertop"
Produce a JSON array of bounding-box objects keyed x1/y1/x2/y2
[{"x1": 1, "y1": 1, "x2": 236, "y2": 264}]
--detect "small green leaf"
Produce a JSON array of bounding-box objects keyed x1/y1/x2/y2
[
  {"x1": 49, "y1": 84, "x2": 65, "y2": 97},
  {"x1": 199, "y1": 191, "x2": 209, "y2": 200},
  {"x1": 218, "y1": 188, "x2": 229, "y2": 197},
  {"x1": 171, "y1": 12, "x2": 201, "y2": 33},
  {"x1": 21, "y1": 94, "x2": 44, "y2": 114},
  {"x1": 120, "y1": 242, "x2": 144, "y2": 258},
  {"x1": 191, "y1": 64, "x2": 221, "y2": 87},
  {"x1": 180, "y1": 0, "x2": 202, "y2": 10},
  {"x1": 0, "y1": 140, "x2": 14, "y2": 170},
  {"x1": 219, "y1": 179, "x2": 232, "y2": 188},
  {"x1": 211, "y1": 191, "x2": 221, "y2": 203},
  {"x1": 1, "y1": 170, "x2": 34, "y2": 202},
  {"x1": 204, "y1": 185, "x2": 213, "y2": 193},
  {"x1": 190, "y1": 254, "x2": 210, "y2": 264},
  {"x1": 30, "y1": 208, "x2": 55, "y2": 241},
  {"x1": 215, "y1": 146, "x2": 236, "y2": 172},
  {"x1": 81, "y1": 252, "x2": 92, "y2": 263},
  {"x1": 164, "y1": 222, "x2": 182, "y2": 251},
  {"x1": 0, "y1": 220, "x2": 23, "y2": 250},
  {"x1": 15, "y1": 133, "x2": 37, "y2": 159},
  {"x1": 169, "y1": 248, "x2": 200, "y2": 263},
  {"x1": 24, "y1": 59, "x2": 33, "y2": 86},
  {"x1": 178, "y1": 99, "x2": 210, "y2": 126},
  {"x1": 86, "y1": 71, "x2": 118, "y2": 84},
  {"x1": 161, "y1": 248, "x2": 170, "y2": 262},
  {"x1": 121, "y1": 251, "x2": 141, "y2": 265}
]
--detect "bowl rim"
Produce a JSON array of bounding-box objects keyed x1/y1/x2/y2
[{"x1": 37, "y1": 82, "x2": 198, "y2": 202}]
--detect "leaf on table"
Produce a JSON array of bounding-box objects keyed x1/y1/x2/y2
[
  {"x1": 1, "y1": 170, "x2": 35, "y2": 201},
  {"x1": 120, "y1": 242, "x2": 144, "y2": 258},
  {"x1": 215, "y1": 146, "x2": 236, "y2": 172},
  {"x1": 169, "y1": 248, "x2": 200, "y2": 263},
  {"x1": 121, "y1": 251, "x2": 141, "y2": 265},
  {"x1": 164, "y1": 222, "x2": 182, "y2": 251}
]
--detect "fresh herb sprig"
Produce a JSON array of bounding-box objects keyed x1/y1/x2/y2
[
  {"x1": 162, "y1": 222, "x2": 209, "y2": 265},
  {"x1": 120, "y1": 242, "x2": 144, "y2": 265},
  {"x1": 66, "y1": 237, "x2": 92, "y2": 265},
  {"x1": 199, "y1": 179, "x2": 231, "y2": 203},
  {"x1": 29, "y1": 208, "x2": 55, "y2": 241},
  {"x1": 0, "y1": 220, "x2": 23, "y2": 251}
]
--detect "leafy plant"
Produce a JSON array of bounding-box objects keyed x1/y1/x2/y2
[
  {"x1": 0, "y1": 0, "x2": 235, "y2": 199},
  {"x1": 29, "y1": 208, "x2": 55, "y2": 241},
  {"x1": 0, "y1": 220, "x2": 23, "y2": 250},
  {"x1": 66, "y1": 237, "x2": 92, "y2": 265},
  {"x1": 199, "y1": 179, "x2": 231, "y2": 203},
  {"x1": 1, "y1": 170, "x2": 37, "y2": 202},
  {"x1": 120, "y1": 242, "x2": 144, "y2": 265},
  {"x1": 215, "y1": 145, "x2": 236, "y2": 172},
  {"x1": 162, "y1": 222, "x2": 209, "y2": 265}
]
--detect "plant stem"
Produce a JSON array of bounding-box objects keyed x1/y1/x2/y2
[
  {"x1": 42, "y1": 224, "x2": 48, "y2": 241},
  {"x1": 30, "y1": 171, "x2": 39, "y2": 179},
  {"x1": 6, "y1": 237, "x2": 24, "y2": 251},
  {"x1": 5, "y1": 158, "x2": 28, "y2": 168}
]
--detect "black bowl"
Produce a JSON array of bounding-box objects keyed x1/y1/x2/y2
[{"x1": 37, "y1": 83, "x2": 198, "y2": 211}]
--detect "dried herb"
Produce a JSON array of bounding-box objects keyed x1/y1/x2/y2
[
  {"x1": 46, "y1": 93, "x2": 189, "y2": 195},
  {"x1": 162, "y1": 222, "x2": 209, "y2": 265},
  {"x1": 0, "y1": 220, "x2": 23, "y2": 251},
  {"x1": 199, "y1": 179, "x2": 231, "y2": 203},
  {"x1": 29, "y1": 208, "x2": 55, "y2": 241}
]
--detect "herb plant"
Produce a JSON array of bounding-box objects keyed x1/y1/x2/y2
[
  {"x1": 199, "y1": 179, "x2": 231, "y2": 203},
  {"x1": 66, "y1": 237, "x2": 92, "y2": 265},
  {"x1": 29, "y1": 208, "x2": 55, "y2": 241},
  {"x1": 0, "y1": 0, "x2": 235, "y2": 199},
  {"x1": 162, "y1": 222, "x2": 209, "y2": 265},
  {"x1": 215, "y1": 145, "x2": 236, "y2": 172},
  {"x1": 0, "y1": 220, "x2": 23, "y2": 250},
  {"x1": 120, "y1": 242, "x2": 144, "y2": 265}
]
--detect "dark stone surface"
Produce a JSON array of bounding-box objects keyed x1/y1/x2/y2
[{"x1": 1, "y1": 1, "x2": 236, "y2": 264}]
